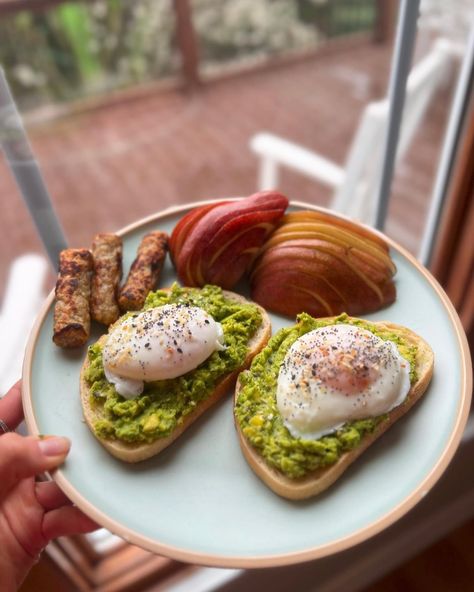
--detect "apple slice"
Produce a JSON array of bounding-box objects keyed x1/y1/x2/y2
[
  {"x1": 282, "y1": 210, "x2": 390, "y2": 250},
  {"x1": 169, "y1": 191, "x2": 289, "y2": 288},
  {"x1": 169, "y1": 201, "x2": 226, "y2": 264},
  {"x1": 263, "y1": 218, "x2": 396, "y2": 273},
  {"x1": 251, "y1": 242, "x2": 394, "y2": 315},
  {"x1": 249, "y1": 211, "x2": 396, "y2": 318},
  {"x1": 205, "y1": 222, "x2": 277, "y2": 287}
]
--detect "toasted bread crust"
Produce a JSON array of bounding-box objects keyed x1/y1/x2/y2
[
  {"x1": 81, "y1": 290, "x2": 271, "y2": 462},
  {"x1": 234, "y1": 318, "x2": 434, "y2": 499}
]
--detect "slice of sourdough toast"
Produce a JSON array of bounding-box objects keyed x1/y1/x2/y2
[
  {"x1": 234, "y1": 318, "x2": 434, "y2": 500},
  {"x1": 81, "y1": 290, "x2": 271, "y2": 462}
]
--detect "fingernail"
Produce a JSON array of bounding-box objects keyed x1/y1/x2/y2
[{"x1": 38, "y1": 436, "x2": 71, "y2": 457}]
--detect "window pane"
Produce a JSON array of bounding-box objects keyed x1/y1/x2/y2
[
  {"x1": 1, "y1": 3, "x2": 472, "y2": 583},
  {"x1": 1, "y1": 0, "x2": 178, "y2": 112}
]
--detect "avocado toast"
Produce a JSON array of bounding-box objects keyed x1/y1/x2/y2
[
  {"x1": 81, "y1": 285, "x2": 271, "y2": 462},
  {"x1": 234, "y1": 313, "x2": 434, "y2": 499}
]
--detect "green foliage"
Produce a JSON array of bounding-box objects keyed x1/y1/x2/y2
[
  {"x1": 0, "y1": 0, "x2": 375, "y2": 111},
  {"x1": 1, "y1": 0, "x2": 176, "y2": 110},
  {"x1": 297, "y1": 0, "x2": 375, "y2": 37}
]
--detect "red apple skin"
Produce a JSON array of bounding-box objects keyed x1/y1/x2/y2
[
  {"x1": 252, "y1": 269, "x2": 395, "y2": 317},
  {"x1": 252, "y1": 273, "x2": 337, "y2": 318},
  {"x1": 178, "y1": 191, "x2": 288, "y2": 280},
  {"x1": 251, "y1": 241, "x2": 395, "y2": 317},
  {"x1": 251, "y1": 239, "x2": 393, "y2": 281},
  {"x1": 204, "y1": 222, "x2": 277, "y2": 288},
  {"x1": 169, "y1": 201, "x2": 226, "y2": 265},
  {"x1": 281, "y1": 210, "x2": 390, "y2": 251},
  {"x1": 171, "y1": 191, "x2": 289, "y2": 287},
  {"x1": 347, "y1": 247, "x2": 394, "y2": 284},
  {"x1": 248, "y1": 208, "x2": 396, "y2": 318},
  {"x1": 199, "y1": 209, "x2": 286, "y2": 288},
  {"x1": 203, "y1": 209, "x2": 286, "y2": 264}
]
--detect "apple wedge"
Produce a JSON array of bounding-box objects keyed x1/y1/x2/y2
[
  {"x1": 170, "y1": 191, "x2": 289, "y2": 289},
  {"x1": 250, "y1": 211, "x2": 396, "y2": 317}
]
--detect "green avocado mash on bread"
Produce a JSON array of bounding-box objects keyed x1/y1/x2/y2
[
  {"x1": 82, "y1": 284, "x2": 269, "y2": 462},
  {"x1": 235, "y1": 313, "x2": 419, "y2": 480}
]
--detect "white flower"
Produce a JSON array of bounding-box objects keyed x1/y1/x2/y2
[{"x1": 12, "y1": 65, "x2": 46, "y2": 88}]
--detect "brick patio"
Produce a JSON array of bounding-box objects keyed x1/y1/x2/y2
[{"x1": 0, "y1": 41, "x2": 453, "y2": 296}]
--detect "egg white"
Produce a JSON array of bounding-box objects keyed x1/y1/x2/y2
[
  {"x1": 276, "y1": 324, "x2": 411, "y2": 440},
  {"x1": 102, "y1": 304, "x2": 225, "y2": 399}
]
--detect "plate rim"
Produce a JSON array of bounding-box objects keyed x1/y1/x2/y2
[{"x1": 22, "y1": 200, "x2": 473, "y2": 568}]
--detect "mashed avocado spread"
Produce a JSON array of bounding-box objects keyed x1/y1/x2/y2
[
  {"x1": 84, "y1": 284, "x2": 262, "y2": 444},
  {"x1": 235, "y1": 313, "x2": 418, "y2": 479}
]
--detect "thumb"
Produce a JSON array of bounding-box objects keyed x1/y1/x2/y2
[{"x1": 0, "y1": 433, "x2": 70, "y2": 499}]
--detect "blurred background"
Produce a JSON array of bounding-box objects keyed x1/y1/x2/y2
[
  {"x1": 1, "y1": 0, "x2": 470, "y2": 290},
  {"x1": 0, "y1": 0, "x2": 473, "y2": 591}
]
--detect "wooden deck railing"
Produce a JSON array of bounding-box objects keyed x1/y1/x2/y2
[{"x1": 0, "y1": 0, "x2": 394, "y2": 94}]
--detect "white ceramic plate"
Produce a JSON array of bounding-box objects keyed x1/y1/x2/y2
[{"x1": 22, "y1": 201, "x2": 472, "y2": 568}]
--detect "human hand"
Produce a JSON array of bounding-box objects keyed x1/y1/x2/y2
[{"x1": 0, "y1": 381, "x2": 98, "y2": 591}]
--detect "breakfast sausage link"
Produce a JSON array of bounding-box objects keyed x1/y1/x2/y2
[
  {"x1": 90, "y1": 233, "x2": 123, "y2": 325},
  {"x1": 53, "y1": 248, "x2": 93, "y2": 348},
  {"x1": 118, "y1": 231, "x2": 168, "y2": 311}
]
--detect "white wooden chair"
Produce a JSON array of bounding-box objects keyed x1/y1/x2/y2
[
  {"x1": 0, "y1": 254, "x2": 48, "y2": 394},
  {"x1": 250, "y1": 39, "x2": 453, "y2": 226}
]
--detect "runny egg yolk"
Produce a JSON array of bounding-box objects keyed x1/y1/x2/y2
[
  {"x1": 276, "y1": 324, "x2": 411, "y2": 440},
  {"x1": 102, "y1": 304, "x2": 225, "y2": 399}
]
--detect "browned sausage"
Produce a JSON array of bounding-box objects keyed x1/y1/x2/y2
[
  {"x1": 53, "y1": 248, "x2": 93, "y2": 348},
  {"x1": 90, "y1": 233, "x2": 122, "y2": 325},
  {"x1": 118, "y1": 231, "x2": 168, "y2": 311}
]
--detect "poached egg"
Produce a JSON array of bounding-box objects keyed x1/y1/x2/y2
[
  {"x1": 276, "y1": 324, "x2": 411, "y2": 440},
  {"x1": 102, "y1": 304, "x2": 225, "y2": 399}
]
